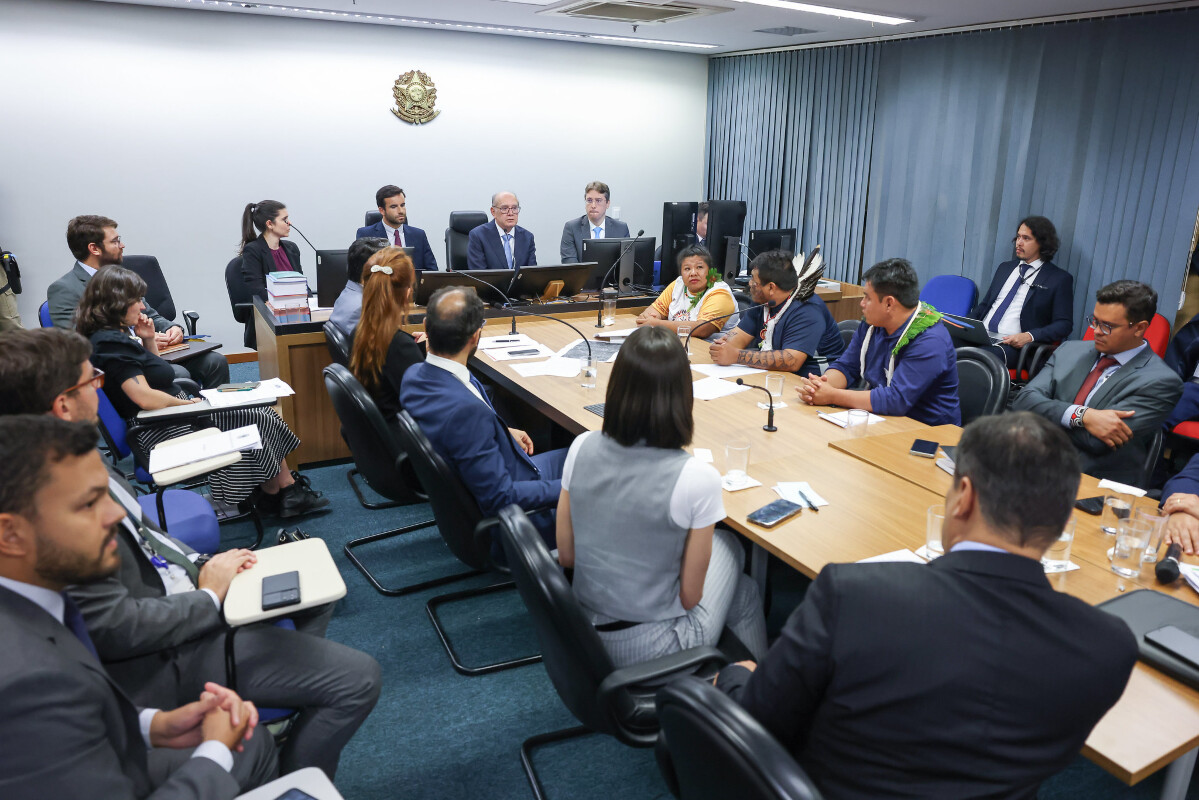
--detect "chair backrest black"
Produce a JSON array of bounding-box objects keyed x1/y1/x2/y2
[
  {"x1": 733, "y1": 291, "x2": 751, "y2": 315},
  {"x1": 364, "y1": 210, "x2": 382, "y2": 227},
  {"x1": 656, "y1": 678, "x2": 824, "y2": 800},
  {"x1": 224, "y1": 256, "x2": 256, "y2": 348},
  {"x1": 323, "y1": 364, "x2": 424, "y2": 505},
  {"x1": 323, "y1": 320, "x2": 351, "y2": 367},
  {"x1": 498, "y1": 506, "x2": 628, "y2": 737},
  {"x1": 954, "y1": 346, "x2": 1010, "y2": 425},
  {"x1": 445, "y1": 211, "x2": 488, "y2": 271},
  {"x1": 836, "y1": 318, "x2": 859, "y2": 350},
  {"x1": 123, "y1": 255, "x2": 175, "y2": 320},
  {"x1": 393, "y1": 410, "x2": 492, "y2": 570}
]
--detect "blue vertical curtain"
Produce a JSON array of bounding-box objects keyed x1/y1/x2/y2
[
  {"x1": 707, "y1": 10, "x2": 1199, "y2": 331},
  {"x1": 706, "y1": 43, "x2": 879, "y2": 283}
]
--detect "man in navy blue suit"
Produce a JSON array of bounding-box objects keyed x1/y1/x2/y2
[
  {"x1": 466, "y1": 191, "x2": 537, "y2": 271},
  {"x1": 970, "y1": 215, "x2": 1074, "y2": 368},
  {"x1": 355, "y1": 184, "x2": 438, "y2": 272},
  {"x1": 399, "y1": 287, "x2": 565, "y2": 548}
]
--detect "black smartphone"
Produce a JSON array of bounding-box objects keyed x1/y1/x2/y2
[
  {"x1": 746, "y1": 499, "x2": 803, "y2": 528},
  {"x1": 262, "y1": 570, "x2": 301, "y2": 611},
  {"x1": 910, "y1": 439, "x2": 939, "y2": 459},
  {"x1": 1145, "y1": 625, "x2": 1199, "y2": 670},
  {"x1": 507, "y1": 348, "x2": 540, "y2": 357},
  {"x1": 1075, "y1": 496, "x2": 1104, "y2": 515}
]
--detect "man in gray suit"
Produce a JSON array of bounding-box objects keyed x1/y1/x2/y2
[
  {"x1": 0, "y1": 415, "x2": 277, "y2": 800},
  {"x1": 47, "y1": 215, "x2": 229, "y2": 389},
  {"x1": 559, "y1": 181, "x2": 632, "y2": 263},
  {"x1": 1014, "y1": 279, "x2": 1181, "y2": 484},
  {"x1": 0, "y1": 326, "x2": 382, "y2": 780}
]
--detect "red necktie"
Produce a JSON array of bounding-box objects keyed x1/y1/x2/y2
[
  {"x1": 1073, "y1": 356, "x2": 1119, "y2": 404},
  {"x1": 394, "y1": 229, "x2": 402, "y2": 246}
]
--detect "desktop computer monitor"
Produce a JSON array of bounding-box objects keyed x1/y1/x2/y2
[
  {"x1": 706, "y1": 200, "x2": 748, "y2": 284},
  {"x1": 747, "y1": 228, "x2": 797, "y2": 262},
  {"x1": 659, "y1": 202, "x2": 699, "y2": 286},
  {"x1": 581, "y1": 237, "x2": 657, "y2": 294},
  {"x1": 509, "y1": 263, "x2": 595, "y2": 300},
  {"x1": 415, "y1": 269, "x2": 515, "y2": 307},
  {"x1": 316, "y1": 246, "x2": 415, "y2": 308}
]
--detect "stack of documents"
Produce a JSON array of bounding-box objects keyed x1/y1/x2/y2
[
  {"x1": 148, "y1": 425, "x2": 262, "y2": 474},
  {"x1": 594, "y1": 328, "x2": 637, "y2": 341},
  {"x1": 199, "y1": 378, "x2": 294, "y2": 408},
  {"x1": 266, "y1": 272, "x2": 309, "y2": 311}
]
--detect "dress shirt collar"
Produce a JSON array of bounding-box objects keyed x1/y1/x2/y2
[
  {"x1": 1019, "y1": 257, "x2": 1043, "y2": 272},
  {"x1": 425, "y1": 353, "x2": 472, "y2": 385},
  {"x1": 949, "y1": 540, "x2": 1011, "y2": 555},
  {"x1": 77, "y1": 260, "x2": 98, "y2": 278},
  {"x1": 495, "y1": 220, "x2": 516, "y2": 240},
  {"x1": 1106, "y1": 340, "x2": 1148, "y2": 365},
  {"x1": 0, "y1": 575, "x2": 65, "y2": 623},
  {"x1": 344, "y1": 279, "x2": 363, "y2": 294},
  {"x1": 589, "y1": 217, "x2": 606, "y2": 235}
]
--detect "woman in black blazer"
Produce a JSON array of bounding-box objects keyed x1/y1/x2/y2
[{"x1": 240, "y1": 199, "x2": 304, "y2": 301}]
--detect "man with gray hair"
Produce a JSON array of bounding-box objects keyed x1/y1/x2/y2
[{"x1": 467, "y1": 191, "x2": 537, "y2": 270}]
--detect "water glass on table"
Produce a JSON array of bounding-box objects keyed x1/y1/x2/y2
[
  {"x1": 601, "y1": 297, "x2": 617, "y2": 326},
  {"x1": 1110, "y1": 519, "x2": 1154, "y2": 578},
  {"x1": 846, "y1": 408, "x2": 870, "y2": 438},
  {"x1": 1100, "y1": 493, "x2": 1134, "y2": 535},
  {"x1": 765, "y1": 374, "x2": 785, "y2": 401},
  {"x1": 1134, "y1": 504, "x2": 1168, "y2": 563},
  {"x1": 580, "y1": 353, "x2": 598, "y2": 390},
  {"x1": 677, "y1": 325, "x2": 692, "y2": 359},
  {"x1": 725, "y1": 440, "x2": 750, "y2": 487},
  {"x1": 926, "y1": 504, "x2": 945, "y2": 557},
  {"x1": 1041, "y1": 516, "x2": 1076, "y2": 573}
]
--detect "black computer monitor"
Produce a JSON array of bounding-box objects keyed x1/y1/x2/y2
[
  {"x1": 706, "y1": 200, "x2": 748, "y2": 283},
  {"x1": 659, "y1": 202, "x2": 699, "y2": 286},
  {"x1": 509, "y1": 263, "x2": 595, "y2": 300},
  {"x1": 581, "y1": 237, "x2": 657, "y2": 294},
  {"x1": 415, "y1": 269, "x2": 515, "y2": 306},
  {"x1": 747, "y1": 228, "x2": 797, "y2": 262},
  {"x1": 316, "y1": 246, "x2": 415, "y2": 308}
]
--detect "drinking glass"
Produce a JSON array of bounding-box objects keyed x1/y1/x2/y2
[
  {"x1": 846, "y1": 408, "x2": 870, "y2": 438},
  {"x1": 765, "y1": 374, "x2": 785, "y2": 400},
  {"x1": 601, "y1": 298, "x2": 617, "y2": 326},
  {"x1": 1042, "y1": 516, "x2": 1077, "y2": 573},
  {"x1": 1100, "y1": 493, "x2": 1133, "y2": 535},
  {"x1": 725, "y1": 440, "x2": 750, "y2": 487},
  {"x1": 1111, "y1": 519, "x2": 1153, "y2": 578},
  {"x1": 926, "y1": 504, "x2": 945, "y2": 557},
  {"x1": 1135, "y1": 505, "x2": 1168, "y2": 563},
  {"x1": 580, "y1": 354, "x2": 598, "y2": 390}
]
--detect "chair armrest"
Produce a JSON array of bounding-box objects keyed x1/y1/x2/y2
[
  {"x1": 135, "y1": 398, "x2": 275, "y2": 425},
  {"x1": 597, "y1": 645, "x2": 728, "y2": 708},
  {"x1": 1026, "y1": 341, "x2": 1058, "y2": 381},
  {"x1": 172, "y1": 377, "x2": 201, "y2": 397},
  {"x1": 182, "y1": 310, "x2": 199, "y2": 336},
  {"x1": 233, "y1": 302, "x2": 254, "y2": 324}
]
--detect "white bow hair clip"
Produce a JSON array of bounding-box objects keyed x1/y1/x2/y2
[{"x1": 370, "y1": 265, "x2": 394, "y2": 275}]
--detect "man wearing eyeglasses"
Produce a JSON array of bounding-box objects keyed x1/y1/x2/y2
[
  {"x1": 466, "y1": 191, "x2": 537, "y2": 271},
  {"x1": 559, "y1": 181, "x2": 631, "y2": 263},
  {"x1": 1013, "y1": 280, "x2": 1181, "y2": 484}
]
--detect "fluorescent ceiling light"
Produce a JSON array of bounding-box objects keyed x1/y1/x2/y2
[
  {"x1": 172, "y1": 0, "x2": 719, "y2": 48},
  {"x1": 728, "y1": 0, "x2": 913, "y2": 26}
]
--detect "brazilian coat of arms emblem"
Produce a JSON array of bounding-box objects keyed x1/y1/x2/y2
[{"x1": 391, "y1": 70, "x2": 440, "y2": 125}]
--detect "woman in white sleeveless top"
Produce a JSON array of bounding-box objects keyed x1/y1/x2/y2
[
  {"x1": 556, "y1": 326, "x2": 767, "y2": 668},
  {"x1": 637, "y1": 245, "x2": 736, "y2": 340}
]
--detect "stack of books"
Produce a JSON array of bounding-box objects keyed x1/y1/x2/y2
[{"x1": 266, "y1": 272, "x2": 310, "y2": 312}]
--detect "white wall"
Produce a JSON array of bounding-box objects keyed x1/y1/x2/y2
[{"x1": 0, "y1": 0, "x2": 709, "y2": 351}]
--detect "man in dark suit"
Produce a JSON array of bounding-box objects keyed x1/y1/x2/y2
[
  {"x1": 467, "y1": 191, "x2": 537, "y2": 271},
  {"x1": 48, "y1": 215, "x2": 229, "y2": 389},
  {"x1": 0, "y1": 326, "x2": 382, "y2": 780},
  {"x1": 970, "y1": 215, "x2": 1074, "y2": 368},
  {"x1": 1013, "y1": 280, "x2": 1182, "y2": 484},
  {"x1": 559, "y1": 180, "x2": 631, "y2": 263},
  {"x1": 355, "y1": 184, "x2": 438, "y2": 272},
  {"x1": 717, "y1": 412, "x2": 1138, "y2": 800},
  {"x1": 399, "y1": 286, "x2": 565, "y2": 546},
  {"x1": 0, "y1": 415, "x2": 278, "y2": 800}
]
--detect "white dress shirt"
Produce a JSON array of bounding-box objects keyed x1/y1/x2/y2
[
  {"x1": 383, "y1": 221, "x2": 405, "y2": 248},
  {"x1": 425, "y1": 354, "x2": 487, "y2": 405},
  {"x1": 984, "y1": 258, "x2": 1043, "y2": 334},
  {"x1": 588, "y1": 217, "x2": 607, "y2": 238}
]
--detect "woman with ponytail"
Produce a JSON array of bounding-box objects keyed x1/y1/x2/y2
[
  {"x1": 239, "y1": 200, "x2": 305, "y2": 301},
  {"x1": 348, "y1": 247, "x2": 424, "y2": 424}
]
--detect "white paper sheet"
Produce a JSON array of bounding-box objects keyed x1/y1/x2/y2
[
  {"x1": 690, "y1": 363, "x2": 762, "y2": 379},
  {"x1": 721, "y1": 475, "x2": 762, "y2": 492},
  {"x1": 198, "y1": 378, "x2": 291, "y2": 408},
  {"x1": 773, "y1": 482, "x2": 829, "y2": 508},
  {"x1": 481, "y1": 343, "x2": 557, "y2": 361},
  {"x1": 479, "y1": 333, "x2": 536, "y2": 350},
  {"x1": 149, "y1": 425, "x2": 262, "y2": 473},
  {"x1": 511, "y1": 358, "x2": 583, "y2": 378},
  {"x1": 693, "y1": 448, "x2": 714, "y2": 463},
  {"x1": 693, "y1": 376, "x2": 752, "y2": 401},
  {"x1": 858, "y1": 549, "x2": 927, "y2": 564},
  {"x1": 594, "y1": 328, "x2": 637, "y2": 341},
  {"x1": 817, "y1": 410, "x2": 885, "y2": 427},
  {"x1": 1097, "y1": 479, "x2": 1148, "y2": 497}
]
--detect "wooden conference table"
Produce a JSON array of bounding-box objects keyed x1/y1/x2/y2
[{"x1": 469, "y1": 308, "x2": 1199, "y2": 798}]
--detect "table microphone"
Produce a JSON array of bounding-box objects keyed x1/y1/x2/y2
[
  {"x1": 450, "y1": 270, "x2": 593, "y2": 361},
  {"x1": 285, "y1": 222, "x2": 320, "y2": 297},
  {"x1": 1156, "y1": 542, "x2": 1184, "y2": 584},
  {"x1": 453, "y1": 269, "x2": 519, "y2": 335},
  {"x1": 736, "y1": 378, "x2": 777, "y2": 432},
  {"x1": 595, "y1": 230, "x2": 645, "y2": 328}
]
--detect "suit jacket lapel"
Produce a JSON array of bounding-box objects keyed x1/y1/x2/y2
[
  {"x1": 1088, "y1": 347, "x2": 1150, "y2": 408},
  {"x1": 1062, "y1": 345, "x2": 1098, "y2": 399}
]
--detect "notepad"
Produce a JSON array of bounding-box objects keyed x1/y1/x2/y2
[
  {"x1": 693, "y1": 376, "x2": 752, "y2": 401},
  {"x1": 690, "y1": 363, "x2": 761, "y2": 379},
  {"x1": 817, "y1": 410, "x2": 884, "y2": 427},
  {"x1": 149, "y1": 425, "x2": 262, "y2": 473}
]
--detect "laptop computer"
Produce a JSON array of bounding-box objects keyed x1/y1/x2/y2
[{"x1": 941, "y1": 313, "x2": 1004, "y2": 347}]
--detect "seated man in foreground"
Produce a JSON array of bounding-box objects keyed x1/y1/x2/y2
[
  {"x1": 717, "y1": 412, "x2": 1138, "y2": 799},
  {"x1": 400, "y1": 286, "x2": 566, "y2": 547},
  {"x1": 797, "y1": 257, "x2": 960, "y2": 425},
  {"x1": 1013, "y1": 279, "x2": 1181, "y2": 485}
]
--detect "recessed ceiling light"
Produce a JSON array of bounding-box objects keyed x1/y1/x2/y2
[{"x1": 728, "y1": 0, "x2": 912, "y2": 26}]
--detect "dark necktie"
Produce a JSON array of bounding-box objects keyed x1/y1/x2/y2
[
  {"x1": 1073, "y1": 355, "x2": 1120, "y2": 404},
  {"x1": 61, "y1": 592, "x2": 100, "y2": 661},
  {"x1": 394, "y1": 228, "x2": 402, "y2": 247},
  {"x1": 987, "y1": 264, "x2": 1031, "y2": 327}
]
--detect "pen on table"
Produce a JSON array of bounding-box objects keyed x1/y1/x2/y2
[{"x1": 795, "y1": 487, "x2": 818, "y2": 512}]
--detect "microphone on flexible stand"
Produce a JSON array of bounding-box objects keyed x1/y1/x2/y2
[
  {"x1": 736, "y1": 379, "x2": 777, "y2": 432},
  {"x1": 595, "y1": 230, "x2": 645, "y2": 328},
  {"x1": 682, "y1": 301, "x2": 770, "y2": 360},
  {"x1": 1157, "y1": 542, "x2": 1184, "y2": 584},
  {"x1": 286, "y1": 222, "x2": 320, "y2": 297},
  {"x1": 452, "y1": 269, "x2": 520, "y2": 335}
]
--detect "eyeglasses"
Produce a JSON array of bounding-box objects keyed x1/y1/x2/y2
[
  {"x1": 63, "y1": 367, "x2": 105, "y2": 394},
  {"x1": 495, "y1": 206, "x2": 521, "y2": 214},
  {"x1": 106, "y1": 237, "x2": 123, "y2": 246},
  {"x1": 584, "y1": 198, "x2": 607, "y2": 205},
  {"x1": 1086, "y1": 315, "x2": 1134, "y2": 336}
]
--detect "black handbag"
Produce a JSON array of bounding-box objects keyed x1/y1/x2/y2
[{"x1": 0, "y1": 248, "x2": 21, "y2": 295}]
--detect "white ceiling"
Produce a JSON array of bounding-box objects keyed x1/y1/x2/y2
[{"x1": 92, "y1": 0, "x2": 1199, "y2": 54}]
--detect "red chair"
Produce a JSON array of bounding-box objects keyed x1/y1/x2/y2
[{"x1": 1082, "y1": 312, "x2": 1171, "y2": 358}]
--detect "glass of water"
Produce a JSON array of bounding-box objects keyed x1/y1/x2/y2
[
  {"x1": 580, "y1": 353, "x2": 598, "y2": 390},
  {"x1": 1042, "y1": 516, "x2": 1076, "y2": 573},
  {"x1": 1111, "y1": 519, "x2": 1154, "y2": 578},
  {"x1": 926, "y1": 504, "x2": 945, "y2": 557},
  {"x1": 1135, "y1": 505, "x2": 1168, "y2": 563},
  {"x1": 725, "y1": 440, "x2": 750, "y2": 488},
  {"x1": 846, "y1": 408, "x2": 870, "y2": 438},
  {"x1": 1100, "y1": 493, "x2": 1134, "y2": 535},
  {"x1": 765, "y1": 374, "x2": 785, "y2": 400},
  {"x1": 601, "y1": 297, "x2": 617, "y2": 326}
]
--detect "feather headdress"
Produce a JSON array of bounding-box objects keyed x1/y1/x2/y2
[{"x1": 793, "y1": 245, "x2": 825, "y2": 301}]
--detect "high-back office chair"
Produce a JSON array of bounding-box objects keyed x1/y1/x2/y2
[
  {"x1": 224, "y1": 256, "x2": 256, "y2": 349},
  {"x1": 125, "y1": 254, "x2": 201, "y2": 335},
  {"x1": 655, "y1": 678, "x2": 824, "y2": 800},
  {"x1": 364, "y1": 210, "x2": 382, "y2": 228},
  {"x1": 1082, "y1": 313, "x2": 1171, "y2": 358},
  {"x1": 39, "y1": 300, "x2": 52, "y2": 327},
  {"x1": 920, "y1": 275, "x2": 978, "y2": 318},
  {"x1": 497, "y1": 505, "x2": 730, "y2": 800},
  {"x1": 444, "y1": 211, "x2": 488, "y2": 270},
  {"x1": 836, "y1": 318, "x2": 859, "y2": 350},
  {"x1": 323, "y1": 320, "x2": 351, "y2": 368},
  {"x1": 954, "y1": 347, "x2": 1010, "y2": 425}
]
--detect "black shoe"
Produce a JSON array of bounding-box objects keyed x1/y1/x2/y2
[
  {"x1": 253, "y1": 488, "x2": 282, "y2": 516},
  {"x1": 278, "y1": 474, "x2": 330, "y2": 519}
]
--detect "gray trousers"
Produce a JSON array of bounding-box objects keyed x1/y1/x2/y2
[
  {"x1": 147, "y1": 710, "x2": 279, "y2": 792},
  {"x1": 170, "y1": 350, "x2": 231, "y2": 390}
]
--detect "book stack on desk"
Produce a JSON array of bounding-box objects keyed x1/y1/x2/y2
[{"x1": 266, "y1": 272, "x2": 310, "y2": 314}]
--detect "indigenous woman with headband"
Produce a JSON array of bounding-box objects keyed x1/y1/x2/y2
[
  {"x1": 240, "y1": 199, "x2": 305, "y2": 301},
  {"x1": 708, "y1": 248, "x2": 844, "y2": 376},
  {"x1": 349, "y1": 247, "x2": 425, "y2": 426},
  {"x1": 637, "y1": 244, "x2": 734, "y2": 340},
  {"x1": 797, "y1": 257, "x2": 961, "y2": 426}
]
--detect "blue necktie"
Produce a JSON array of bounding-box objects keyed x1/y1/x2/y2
[
  {"x1": 593, "y1": 226, "x2": 602, "y2": 239},
  {"x1": 61, "y1": 592, "x2": 100, "y2": 661},
  {"x1": 502, "y1": 233, "x2": 514, "y2": 269},
  {"x1": 987, "y1": 264, "x2": 1031, "y2": 329}
]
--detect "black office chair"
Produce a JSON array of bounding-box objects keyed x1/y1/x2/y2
[
  {"x1": 125, "y1": 254, "x2": 201, "y2": 335},
  {"x1": 364, "y1": 210, "x2": 382, "y2": 227},
  {"x1": 655, "y1": 678, "x2": 824, "y2": 800},
  {"x1": 323, "y1": 320, "x2": 351, "y2": 368},
  {"x1": 224, "y1": 256, "x2": 256, "y2": 349},
  {"x1": 836, "y1": 318, "x2": 859, "y2": 350},
  {"x1": 497, "y1": 505, "x2": 730, "y2": 800},
  {"x1": 954, "y1": 346, "x2": 1010, "y2": 425},
  {"x1": 733, "y1": 291, "x2": 751, "y2": 315},
  {"x1": 444, "y1": 211, "x2": 488, "y2": 270}
]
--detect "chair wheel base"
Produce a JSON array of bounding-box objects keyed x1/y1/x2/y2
[
  {"x1": 519, "y1": 726, "x2": 593, "y2": 800},
  {"x1": 426, "y1": 581, "x2": 542, "y2": 676}
]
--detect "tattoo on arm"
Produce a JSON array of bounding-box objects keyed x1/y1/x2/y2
[{"x1": 735, "y1": 349, "x2": 801, "y2": 371}]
